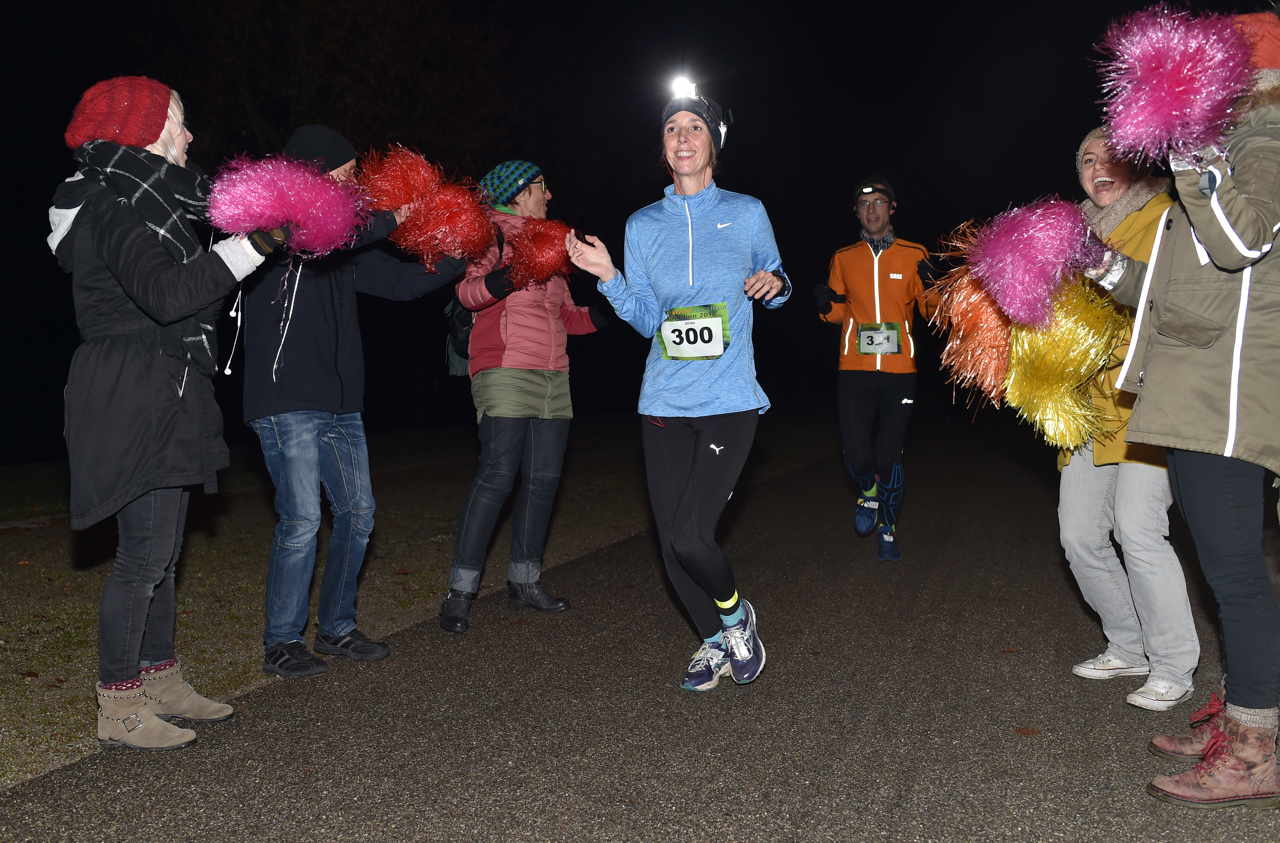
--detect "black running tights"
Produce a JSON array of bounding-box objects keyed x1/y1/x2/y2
[
  {"x1": 837, "y1": 370, "x2": 916, "y2": 481},
  {"x1": 640, "y1": 410, "x2": 759, "y2": 640}
]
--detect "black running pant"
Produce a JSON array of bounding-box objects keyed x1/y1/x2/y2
[
  {"x1": 640, "y1": 410, "x2": 759, "y2": 639},
  {"x1": 837, "y1": 370, "x2": 916, "y2": 518}
]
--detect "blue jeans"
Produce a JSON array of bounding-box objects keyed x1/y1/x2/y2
[
  {"x1": 449, "y1": 415, "x2": 571, "y2": 593},
  {"x1": 98, "y1": 487, "x2": 188, "y2": 684},
  {"x1": 1166, "y1": 448, "x2": 1280, "y2": 710},
  {"x1": 251, "y1": 412, "x2": 375, "y2": 646}
]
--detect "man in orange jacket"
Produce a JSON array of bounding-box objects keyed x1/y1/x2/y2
[{"x1": 815, "y1": 178, "x2": 934, "y2": 561}]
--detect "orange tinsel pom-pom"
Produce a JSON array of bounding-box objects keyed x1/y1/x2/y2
[
  {"x1": 358, "y1": 145, "x2": 442, "y2": 211},
  {"x1": 506, "y1": 219, "x2": 575, "y2": 288},
  {"x1": 932, "y1": 221, "x2": 1013, "y2": 405}
]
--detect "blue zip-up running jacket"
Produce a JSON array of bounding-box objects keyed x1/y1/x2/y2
[{"x1": 599, "y1": 181, "x2": 788, "y2": 417}]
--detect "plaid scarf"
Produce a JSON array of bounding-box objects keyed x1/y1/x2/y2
[{"x1": 72, "y1": 140, "x2": 211, "y2": 264}]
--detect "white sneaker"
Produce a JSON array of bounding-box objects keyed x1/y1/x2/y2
[
  {"x1": 1126, "y1": 679, "x2": 1194, "y2": 711},
  {"x1": 1071, "y1": 653, "x2": 1150, "y2": 680}
]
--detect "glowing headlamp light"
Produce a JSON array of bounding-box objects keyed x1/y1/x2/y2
[{"x1": 671, "y1": 77, "x2": 698, "y2": 99}]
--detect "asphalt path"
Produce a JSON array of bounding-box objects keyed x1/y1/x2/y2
[{"x1": 2, "y1": 408, "x2": 1276, "y2": 842}]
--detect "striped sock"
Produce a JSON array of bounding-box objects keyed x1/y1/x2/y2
[{"x1": 716, "y1": 591, "x2": 744, "y2": 627}]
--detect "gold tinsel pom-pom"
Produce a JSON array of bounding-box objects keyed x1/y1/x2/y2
[
  {"x1": 1003, "y1": 280, "x2": 1129, "y2": 449},
  {"x1": 932, "y1": 222, "x2": 1012, "y2": 405}
]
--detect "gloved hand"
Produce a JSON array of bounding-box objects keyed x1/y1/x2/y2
[
  {"x1": 1083, "y1": 250, "x2": 1129, "y2": 291},
  {"x1": 588, "y1": 301, "x2": 612, "y2": 330},
  {"x1": 484, "y1": 265, "x2": 515, "y2": 300},
  {"x1": 247, "y1": 223, "x2": 292, "y2": 257},
  {"x1": 813, "y1": 284, "x2": 846, "y2": 315}
]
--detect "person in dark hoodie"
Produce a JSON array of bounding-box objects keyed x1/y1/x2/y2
[
  {"x1": 242, "y1": 125, "x2": 465, "y2": 678},
  {"x1": 49, "y1": 76, "x2": 266, "y2": 751}
]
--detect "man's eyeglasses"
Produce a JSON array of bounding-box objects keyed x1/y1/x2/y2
[{"x1": 857, "y1": 197, "x2": 890, "y2": 209}]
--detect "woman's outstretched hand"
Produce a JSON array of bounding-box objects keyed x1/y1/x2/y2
[{"x1": 566, "y1": 230, "x2": 617, "y2": 282}]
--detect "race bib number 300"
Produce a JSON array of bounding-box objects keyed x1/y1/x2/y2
[{"x1": 658, "y1": 302, "x2": 730, "y2": 360}]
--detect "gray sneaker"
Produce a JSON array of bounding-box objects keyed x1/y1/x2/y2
[{"x1": 263, "y1": 640, "x2": 330, "y2": 678}]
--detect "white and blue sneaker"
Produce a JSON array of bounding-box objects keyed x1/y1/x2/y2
[
  {"x1": 722, "y1": 600, "x2": 766, "y2": 685},
  {"x1": 681, "y1": 640, "x2": 731, "y2": 692}
]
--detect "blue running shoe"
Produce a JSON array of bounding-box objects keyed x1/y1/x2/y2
[
  {"x1": 876, "y1": 525, "x2": 901, "y2": 562},
  {"x1": 722, "y1": 600, "x2": 766, "y2": 684},
  {"x1": 681, "y1": 640, "x2": 730, "y2": 692},
  {"x1": 854, "y1": 495, "x2": 879, "y2": 536}
]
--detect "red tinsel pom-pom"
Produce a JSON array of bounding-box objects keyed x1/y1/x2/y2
[
  {"x1": 358, "y1": 146, "x2": 443, "y2": 211},
  {"x1": 395, "y1": 182, "x2": 493, "y2": 266},
  {"x1": 506, "y1": 219, "x2": 576, "y2": 288}
]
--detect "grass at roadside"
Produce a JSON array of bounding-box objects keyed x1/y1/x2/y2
[{"x1": 0, "y1": 409, "x2": 841, "y2": 790}]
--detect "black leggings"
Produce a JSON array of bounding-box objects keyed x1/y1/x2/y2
[
  {"x1": 640, "y1": 410, "x2": 759, "y2": 640},
  {"x1": 837, "y1": 370, "x2": 916, "y2": 526}
]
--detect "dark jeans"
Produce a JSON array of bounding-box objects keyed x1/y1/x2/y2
[
  {"x1": 251, "y1": 411, "x2": 375, "y2": 646},
  {"x1": 448, "y1": 415, "x2": 571, "y2": 592},
  {"x1": 98, "y1": 487, "x2": 188, "y2": 684},
  {"x1": 1166, "y1": 448, "x2": 1280, "y2": 710},
  {"x1": 640, "y1": 410, "x2": 759, "y2": 640}
]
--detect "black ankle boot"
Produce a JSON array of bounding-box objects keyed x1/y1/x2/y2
[
  {"x1": 507, "y1": 580, "x2": 571, "y2": 613},
  {"x1": 439, "y1": 589, "x2": 477, "y2": 634}
]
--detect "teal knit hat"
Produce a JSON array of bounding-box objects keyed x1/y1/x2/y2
[{"x1": 480, "y1": 160, "x2": 542, "y2": 206}]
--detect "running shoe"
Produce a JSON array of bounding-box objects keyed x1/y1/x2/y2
[
  {"x1": 722, "y1": 600, "x2": 766, "y2": 684},
  {"x1": 876, "y1": 524, "x2": 901, "y2": 562},
  {"x1": 681, "y1": 640, "x2": 730, "y2": 692},
  {"x1": 854, "y1": 495, "x2": 879, "y2": 536}
]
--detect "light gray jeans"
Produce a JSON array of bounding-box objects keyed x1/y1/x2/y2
[{"x1": 1059, "y1": 442, "x2": 1199, "y2": 690}]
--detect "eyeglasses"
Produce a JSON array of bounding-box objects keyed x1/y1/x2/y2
[
  {"x1": 857, "y1": 197, "x2": 890, "y2": 209},
  {"x1": 527, "y1": 178, "x2": 548, "y2": 192}
]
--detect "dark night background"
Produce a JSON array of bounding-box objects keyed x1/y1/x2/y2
[{"x1": 12, "y1": 0, "x2": 1257, "y2": 467}]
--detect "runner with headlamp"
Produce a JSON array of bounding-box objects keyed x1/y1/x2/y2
[{"x1": 567, "y1": 77, "x2": 789, "y2": 691}]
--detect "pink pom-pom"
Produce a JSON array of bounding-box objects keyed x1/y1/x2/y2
[
  {"x1": 393, "y1": 182, "x2": 493, "y2": 267},
  {"x1": 1099, "y1": 5, "x2": 1254, "y2": 163},
  {"x1": 209, "y1": 155, "x2": 368, "y2": 257},
  {"x1": 967, "y1": 198, "x2": 1104, "y2": 329},
  {"x1": 358, "y1": 146, "x2": 443, "y2": 211},
  {"x1": 506, "y1": 219, "x2": 575, "y2": 289}
]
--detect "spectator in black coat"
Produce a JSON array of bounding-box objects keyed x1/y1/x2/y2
[{"x1": 50, "y1": 76, "x2": 265, "y2": 751}]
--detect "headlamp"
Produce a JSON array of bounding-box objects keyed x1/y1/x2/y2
[{"x1": 665, "y1": 75, "x2": 730, "y2": 150}]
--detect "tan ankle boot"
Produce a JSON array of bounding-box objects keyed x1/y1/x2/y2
[
  {"x1": 1147, "y1": 714, "x2": 1280, "y2": 809},
  {"x1": 97, "y1": 683, "x2": 196, "y2": 751},
  {"x1": 141, "y1": 659, "x2": 233, "y2": 723},
  {"x1": 1149, "y1": 691, "x2": 1226, "y2": 762}
]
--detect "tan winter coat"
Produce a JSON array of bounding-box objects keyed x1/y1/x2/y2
[{"x1": 1104, "y1": 92, "x2": 1280, "y2": 474}]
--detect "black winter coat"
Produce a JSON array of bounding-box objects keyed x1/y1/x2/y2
[
  {"x1": 51, "y1": 175, "x2": 241, "y2": 529},
  {"x1": 240, "y1": 211, "x2": 465, "y2": 422}
]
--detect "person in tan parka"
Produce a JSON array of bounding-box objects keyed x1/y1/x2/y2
[{"x1": 1093, "y1": 12, "x2": 1280, "y2": 810}]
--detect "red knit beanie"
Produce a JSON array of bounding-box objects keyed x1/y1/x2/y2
[{"x1": 65, "y1": 76, "x2": 171, "y2": 150}]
